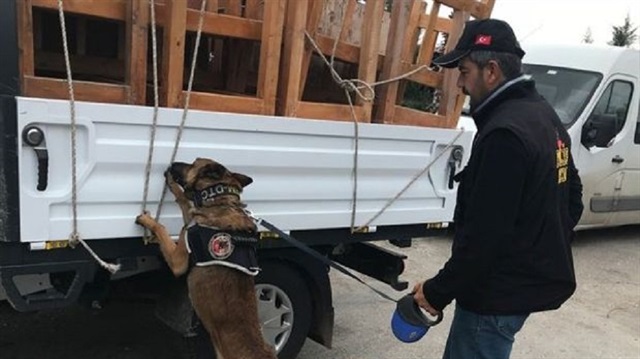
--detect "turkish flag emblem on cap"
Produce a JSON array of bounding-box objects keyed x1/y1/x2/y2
[{"x1": 475, "y1": 35, "x2": 492, "y2": 46}]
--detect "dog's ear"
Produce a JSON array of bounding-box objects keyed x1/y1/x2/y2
[
  {"x1": 200, "y1": 163, "x2": 226, "y2": 180},
  {"x1": 232, "y1": 172, "x2": 253, "y2": 188}
]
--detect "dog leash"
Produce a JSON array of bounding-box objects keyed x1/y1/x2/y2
[{"x1": 247, "y1": 211, "x2": 398, "y2": 303}]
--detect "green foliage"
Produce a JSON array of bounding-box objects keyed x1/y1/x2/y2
[
  {"x1": 401, "y1": 82, "x2": 438, "y2": 112},
  {"x1": 582, "y1": 27, "x2": 594, "y2": 44},
  {"x1": 608, "y1": 14, "x2": 638, "y2": 47}
]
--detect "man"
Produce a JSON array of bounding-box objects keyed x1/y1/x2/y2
[{"x1": 412, "y1": 19, "x2": 584, "y2": 359}]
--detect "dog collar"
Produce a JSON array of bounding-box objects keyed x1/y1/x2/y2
[{"x1": 192, "y1": 184, "x2": 242, "y2": 207}]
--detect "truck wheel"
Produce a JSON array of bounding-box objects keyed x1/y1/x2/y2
[{"x1": 255, "y1": 262, "x2": 312, "y2": 359}]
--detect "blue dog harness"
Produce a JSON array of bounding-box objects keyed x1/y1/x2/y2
[{"x1": 185, "y1": 224, "x2": 260, "y2": 276}]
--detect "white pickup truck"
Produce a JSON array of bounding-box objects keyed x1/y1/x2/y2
[
  {"x1": 2, "y1": 9, "x2": 637, "y2": 357},
  {"x1": 460, "y1": 43, "x2": 640, "y2": 229},
  {"x1": 0, "y1": 5, "x2": 470, "y2": 359}
]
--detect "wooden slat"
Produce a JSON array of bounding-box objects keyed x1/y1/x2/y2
[
  {"x1": 338, "y1": 0, "x2": 357, "y2": 43},
  {"x1": 393, "y1": 106, "x2": 449, "y2": 128},
  {"x1": 314, "y1": 35, "x2": 387, "y2": 69},
  {"x1": 256, "y1": 0, "x2": 286, "y2": 115},
  {"x1": 187, "y1": 91, "x2": 266, "y2": 114},
  {"x1": 126, "y1": 0, "x2": 149, "y2": 105},
  {"x1": 31, "y1": 0, "x2": 127, "y2": 21},
  {"x1": 446, "y1": 90, "x2": 467, "y2": 128},
  {"x1": 277, "y1": 0, "x2": 309, "y2": 116},
  {"x1": 17, "y1": 0, "x2": 35, "y2": 95},
  {"x1": 475, "y1": 0, "x2": 496, "y2": 19},
  {"x1": 401, "y1": 0, "x2": 426, "y2": 62},
  {"x1": 402, "y1": 63, "x2": 444, "y2": 88},
  {"x1": 434, "y1": 17, "x2": 453, "y2": 33},
  {"x1": 417, "y1": 1, "x2": 441, "y2": 66},
  {"x1": 355, "y1": 0, "x2": 384, "y2": 121},
  {"x1": 206, "y1": 0, "x2": 219, "y2": 12},
  {"x1": 375, "y1": 0, "x2": 410, "y2": 123},
  {"x1": 23, "y1": 76, "x2": 128, "y2": 103},
  {"x1": 296, "y1": 101, "x2": 369, "y2": 122},
  {"x1": 298, "y1": 0, "x2": 326, "y2": 95},
  {"x1": 439, "y1": 10, "x2": 469, "y2": 118},
  {"x1": 186, "y1": 9, "x2": 261, "y2": 40},
  {"x1": 245, "y1": 0, "x2": 263, "y2": 20},
  {"x1": 314, "y1": 34, "x2": 359, "y2": 63},
  {"x1": 155, "y1": 6, "x2": 263, "y2": 40},
  {"x1": 161, "y1": 0, "x2": 187, "y2": 108}
]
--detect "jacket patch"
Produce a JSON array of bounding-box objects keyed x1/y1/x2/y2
[{"x1": 556, "y1": 135, "x2": 569, "y2": 184}]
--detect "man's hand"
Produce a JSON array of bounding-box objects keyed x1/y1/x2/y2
[{"x1": 412, "y1": 281, "x2": 439, "y2": 316}]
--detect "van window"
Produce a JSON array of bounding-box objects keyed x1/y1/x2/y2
[
  {"x1": 585, "y1": 80, "x2": 633, "y2": 148},
  {"x1": 523, "y1": 64, "x2": 602, "y2": 127}
]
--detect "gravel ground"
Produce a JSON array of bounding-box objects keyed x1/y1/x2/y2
[{"x1": 0, "y1": 225, "x2": 638, "y2": 359}]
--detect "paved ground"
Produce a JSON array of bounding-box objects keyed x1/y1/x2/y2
[
  {"x1": 0, "y1": 225, "x2": 638, "y2": 359},
  {"x1": 298, "y1": 225, "x2": 640, "y2": 359}
]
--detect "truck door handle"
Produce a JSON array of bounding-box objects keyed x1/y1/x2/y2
[
  {"x1": 447, "y1": 147, "x2": 464, "y2": 189},
  {"x1": 612, "y1": 155, "x2": 624, "y2": 164},
  {"x1": 22, "y1": 125, "x2": 49, "y2": 191}
]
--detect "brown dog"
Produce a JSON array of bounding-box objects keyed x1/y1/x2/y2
[{"x1": 136, "y1": 158, "x2": 276, "y2": 359}]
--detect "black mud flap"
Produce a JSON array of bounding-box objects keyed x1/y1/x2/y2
[{"x1": 0, "y1": 261, "x2": 96, "y2": 312}]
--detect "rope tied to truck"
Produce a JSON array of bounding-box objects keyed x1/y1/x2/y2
[
  {"x1": 303, "y1": 3, "x2": 465, "y2": 233},
  {"x1": 140, "y1": 0, "x2": 208, "y2": 236},
  {"x1": 140, "y1": 0, "x2": 162, "y2": 242},
  {"x1": 56, "y1": 0, "x2": 120, "y2": 274}
]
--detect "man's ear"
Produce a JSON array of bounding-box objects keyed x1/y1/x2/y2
[
  {"x1": 485, "y1": 60, "x2": 503, "y2": 86},
  {"x1": 232, "y1": 172, "x2": 253, "y2": 188}
]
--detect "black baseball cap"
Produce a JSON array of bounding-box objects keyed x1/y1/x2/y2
[{"x1": 433, "y1": 18, "x2": 525, "y2": 68}]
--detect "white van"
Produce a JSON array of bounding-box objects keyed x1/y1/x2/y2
[{"x1": 460, "y1": 44, "x2": 640, "y2": 229}]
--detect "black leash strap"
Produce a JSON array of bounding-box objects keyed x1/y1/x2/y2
[{"x1": 253, "y1": 216, "x2": 398, "y2": 303}]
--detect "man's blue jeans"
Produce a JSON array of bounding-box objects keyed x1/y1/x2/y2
[{"x1": 443, "y1": 304, "x2": 529, "y2": 359}]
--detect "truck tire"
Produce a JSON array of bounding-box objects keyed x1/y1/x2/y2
[{"x1": 255, "y1": 262, "x2": 312, "y2": 359}]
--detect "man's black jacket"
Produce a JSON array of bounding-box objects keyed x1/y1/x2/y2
[{"x1": 423, "y1": 76, "x2": 584, "y2": 315}]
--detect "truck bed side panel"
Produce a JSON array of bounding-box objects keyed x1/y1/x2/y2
[{"x1": 17, "y1": 98, "x2": 472, "y2": 243}]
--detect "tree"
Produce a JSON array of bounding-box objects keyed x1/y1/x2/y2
[
  {"x1": 608, "y1": 14, "x2": 638, "y2": 47},
  {"x1": 582, "y1": 27, "x2": 594, "y2": 44}
]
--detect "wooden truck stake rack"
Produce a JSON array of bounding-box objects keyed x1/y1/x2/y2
[{"x1": 17, "y1": 0, "x2": 496, "y2": 128}]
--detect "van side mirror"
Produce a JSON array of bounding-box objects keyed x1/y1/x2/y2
[{"x1": 581, "y1": 114, "x2": 618, "y2": 148}]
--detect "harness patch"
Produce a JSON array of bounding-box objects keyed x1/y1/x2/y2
[
  {"x1": 208, "y1": 232, "x2": 234, "y2": 259},
  {"x1": 186, "y1": 224, "x2": 260, "y2": 276}
]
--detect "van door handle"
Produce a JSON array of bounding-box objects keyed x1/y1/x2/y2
[{"x1": 612, "y1": 155, "x2": 624, "y2": 164}]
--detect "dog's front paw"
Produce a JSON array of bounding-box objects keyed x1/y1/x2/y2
[{"x1": 136, "y1": 212, "x2": 159, "y2": 230}]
